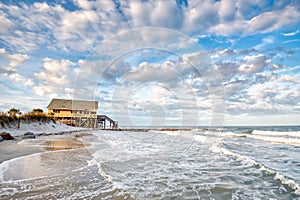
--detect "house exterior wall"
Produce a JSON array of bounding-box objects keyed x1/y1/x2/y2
[
  {"x1": 47, "y1": 99, "x2": 99, "y2": 127},
  {"x1": 48, "y1": 109, "x2": 97, "y2": 119}
]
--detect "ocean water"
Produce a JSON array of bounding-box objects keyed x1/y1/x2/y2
[{"x1": 0, "y1": 126, "x2": 300, "y2": 199}]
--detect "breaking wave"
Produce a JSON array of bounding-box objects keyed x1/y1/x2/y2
[
  {"x1": 209, "y1": 139, "x2": 300, "y2": 196},
  {"x1": 222, "y1": 131, "x2": 300, "y2": 146}
]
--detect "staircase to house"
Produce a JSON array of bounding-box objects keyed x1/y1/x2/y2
[{"x1": 97, "y1": 115, "x2": 118, "y2": 129}]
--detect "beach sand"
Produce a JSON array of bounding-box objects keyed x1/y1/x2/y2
[
  {"x1": 43, "y1": 139, "x2": 85, "y2": 151},
  {"x1": 0, "y1": 140, "x2": 42, "y2": 164},
  {"x1": 0, "y1": 131, "x2": 89, "y2": 164},
  {"x1": 0, "y1": 132, "x2": 114, "y2": 200},
  {"x1": 0, "y1": 131, "x2": 94, "y2": 182}
]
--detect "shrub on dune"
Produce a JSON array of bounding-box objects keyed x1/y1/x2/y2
[{"x1": 0, "y1": 108, "x2": 56, "y2": 128}]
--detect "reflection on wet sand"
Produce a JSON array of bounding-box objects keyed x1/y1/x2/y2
[{"x1": 43, "y1": 139, "x2": 85, "y2": 151}]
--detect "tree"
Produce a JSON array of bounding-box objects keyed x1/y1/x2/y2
[
  {"x1": 7, "y1": 108, "x2": 21, "y2": 128},
  {"x1": 32, "y1": 108, "x2": 43, "y2": 113},
  {"x1": 8, "y1": 108, "x2": 20, "y2": 117}
]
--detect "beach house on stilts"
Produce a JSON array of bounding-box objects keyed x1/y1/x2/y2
[{"x1": 47, "y1": 98, "x2": 117, "y2": 129}]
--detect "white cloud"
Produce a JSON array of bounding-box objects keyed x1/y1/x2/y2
[
  {"x1": 0, "y1": 48, "x2": 5, "y2": 54},
  {"x1": 281, "y1": 29, "x2": 299, "y2": 36},
  {"x1": 0, "y1": 50, "x2": 37, "y2": 109},
  {"x1": 128, "y1": 1, "x2": 153, "y2": 27},
  {"x1": 8, "y1": 73, "x2": 34, "y2": 87},
  {"x1": 0, "y1": 48, "x2": 29, "y2": 74},
  {"x1": 0, "y1": 2, "x2": 62, "y2": 52},
  {"x1": 73, "y1": 0, "x2": 94, "y2": 10},
  {"x1": 254, "y1": 36, "x2": 275, "y2": 50},
  {"x1": 33, "y1": 57, "x2": 78, "y2": 98},
  {"x1": 150, "y1": 1, "x2": 183, "y2": 29},
  {"x1": 55, "y1": 9, "x2": 101, "y2": 51},
  {"x1": 126, "y1": 61, "x2": 181, "y2": 83},
  {"x1": 211, "y1": 48, "x2": 236, "y2": 59},
  {"x1": 225, "y1": 67, "x2": 300, "y2": 117},
  {"x1": 208, "y1": 20, "x2": 246, "y2": 36},
  {"x1": 239, "y1": 54, "x2": 269, "y2": 74},
  {"x1": 283, "y1": 39, "x2": 300, "y2": 44},
  {"x1": 212, "y1": 45, "x2": 300, "y2": 119},
  {"x1": 183, "y1": 0, "x2": 219, "y2": 33},
  {"x1": 1, "y1": 0, "x2": 299, "y2": 53},
  {"x1": 128, "y1": 1, "x2": 183, "y2": 29},
  {"x1": 235, "y1": 0, "x2": 263, "y2": 19},
  {"x1": 247, "y1": 5, "x2": 300, "y2": 34},
  {"x1": 218, "y1": 0, "x2": 237, "y2": 22},
  {"x1": 6, "y1": 53, "x2": 29, "y2": 69},
  {"x1": 209, "y1": 2, "x2": 300, "y2": 36},
  {"x1": 279, "y1": 75, "x2": 300, "y2": 83},
  {"x1": 0, "y1": 1, "x2": 114, "y2": 52},
  {"x1": 0, "y1": 10, "x2": 14, "y2": 34}
]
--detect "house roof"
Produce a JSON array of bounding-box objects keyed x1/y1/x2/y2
[{"x1": 47, "y1": 99, "x2": 98, "y2": 110}]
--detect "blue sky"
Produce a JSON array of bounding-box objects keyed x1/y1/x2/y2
[{"x1": 0, "y1": 0, "x2": 299, "y2": 126}]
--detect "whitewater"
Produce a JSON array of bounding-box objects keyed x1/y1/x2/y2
[{"x1": 0, "y1": 126, "x2": 299, "y2": 199}]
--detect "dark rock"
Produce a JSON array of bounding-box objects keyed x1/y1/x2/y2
[
  {"x1": 23, "y1": 132, "x2": 35, "y2": 139},
  {"x1": 23, "y1": 135, "x2": 36, "y2": 139},
  {"x1": 41, "y1": 133, "x2": 52, "y2": 136},
  {"x1": 54, "y1": 132, "x2": 64, "y2": 135},
  {"x1": 0, "y1": 132, "x2": 14, "y2": 140},
  {"x1": 24, "y1": 132, "x2": 34, "y2": 136},
  {"x1": 0, "y1": 137, "x2": 3, "y2": 142}
]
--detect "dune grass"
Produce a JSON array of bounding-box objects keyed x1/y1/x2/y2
[
  {"x1": 20, "y1": 111, "x2": 55, "y2": 123},
  {"x1": 0, "y1": 111, "x2": 55, "y2": 128}
]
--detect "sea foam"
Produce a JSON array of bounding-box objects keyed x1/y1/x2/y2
[
  {"x1": 252, "y1": 130, "x2": 300, "y2": 138},
  {"x1": 209, "y1": 138, "x2": 300, "y2": 195},
  {"x1": 222, "y1": 131, "x2": 300, "y2": 146}
]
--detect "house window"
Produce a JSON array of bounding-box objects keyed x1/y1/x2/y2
[{"x1": 53, "y1": 109, "x2": 60, "y2": 113}]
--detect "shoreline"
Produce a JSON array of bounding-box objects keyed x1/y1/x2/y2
[
  {"x1": 0, "y1": 130, "x2": 90, "y2": 164},
  {"x1": 0, "y1": 140, "x2": 42, "y2": 164},
  {"x1": 119, "y1": 128, "x2": 192, "y2": 132}
]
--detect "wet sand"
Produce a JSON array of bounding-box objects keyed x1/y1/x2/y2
[
  {"x1": 0, "y1": 140, "x2": 42, "y2": 164},
  {"x1": 0, "y1": 132, "x2": 90, "y2": 164},
  {"x1": 43, "y1": 139, "x2": 85, "y2": 151}
]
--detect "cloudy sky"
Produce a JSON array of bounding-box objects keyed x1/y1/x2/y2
[{"x1": 0, "y1": 0, "x2": 299, "y2": 127}]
